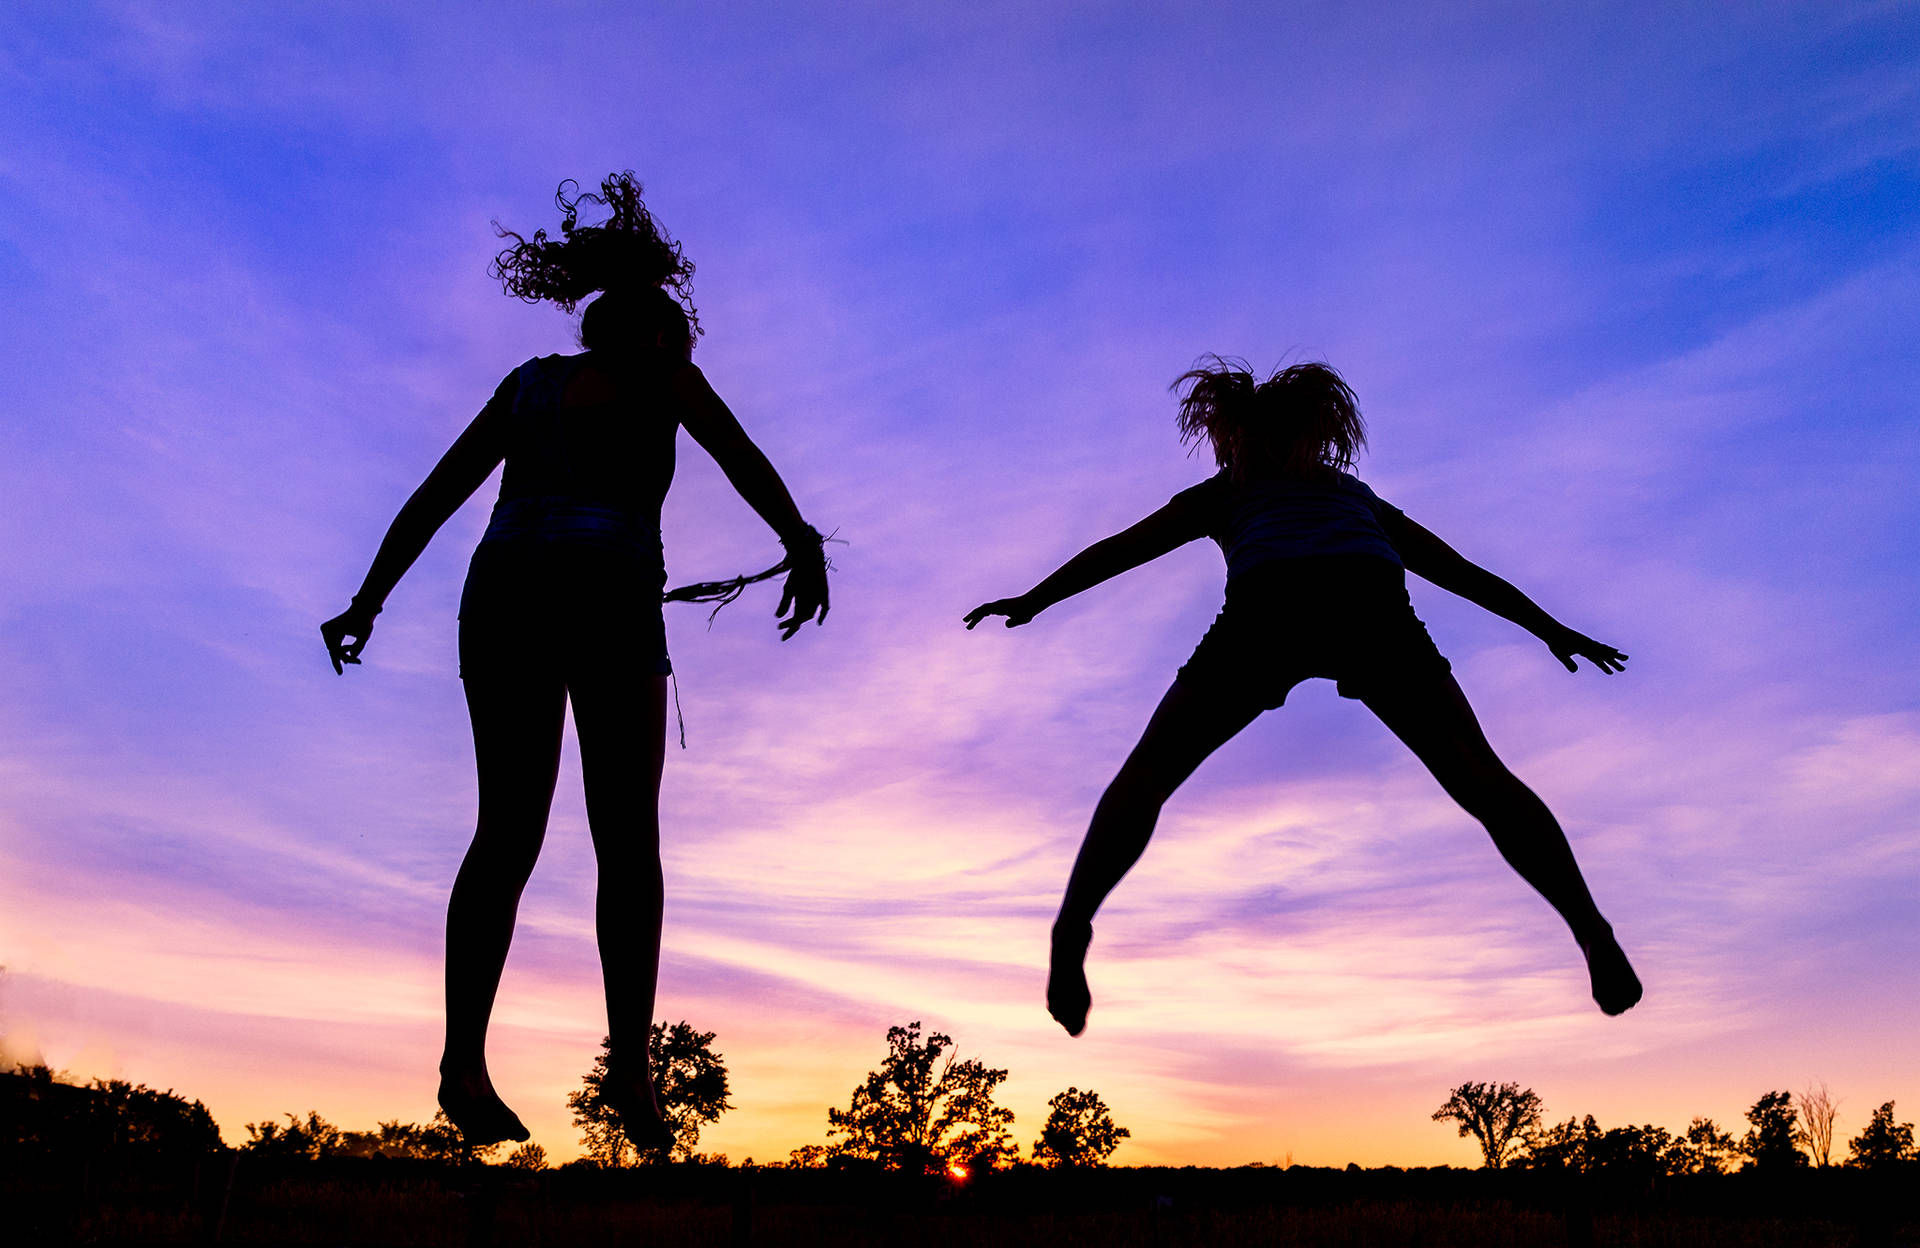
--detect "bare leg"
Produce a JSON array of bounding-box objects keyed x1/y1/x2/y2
[
  {"x1": 439, "y1": 670, "x2": 566, "y2": 1143},
  {"x1": 1050, "y1": 679, "x2": 1264, "y2": 1035},
  {"x1": 570, "y1": 670, "x2": 674, "y2": 1150},
  {"x1": 1359, "y1": 674, "x2": 1641, "y2": 1015}
]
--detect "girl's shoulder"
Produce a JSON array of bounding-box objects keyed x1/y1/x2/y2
[
  {"x1": 1170, "y1": 468, "x2": 1232, "y2": 505},
  {"x1": 1180, "y1": 468, "x2": 1377, "y2": 502},
  {"x1": 1234, "y1": 467, "x2": 1368, "y2": 493},
  {"x1": 1331, "y1": 471, "x2": 1403, "y2": 517},
  {"x1": 511, "y1": 352, "x2": 581, "y2": 384}
]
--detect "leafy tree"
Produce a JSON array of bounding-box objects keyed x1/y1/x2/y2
[
  {"x1": 333, "y1": 1126, "x2": 392, "y2": 1159},
  {"x1": 826, "y1": 1021, "x2": 1016, "y2": 1172},
  {"x1": 1795, "y1": 1082, "x2": 1841, "y2": 1167},
  {"x1": 1741, "y1": 1090, "x2": 1808, "y2": 1170},
  {"x1": 568, "y1": 1023, "x2": 732, "y2": 1165},
  {"x1": 243, "y1": 1111, "x2": 342, "y2": 1159},
  {"x1": 1846, "y1": 1101, "x2": 1916, "y2": 1169},
  {"x1": 2, "y1": 1063, "x2": 77, "y2": 1155},
  {"x1": 1669, "y1": 1117, "x2": 1741, "y2": 1176},
  {"x1": 1031, "y1": 1087, "x2": 1130, "y2": 1167},
  {"x1": 1432, "y1": 1082, "x2": 1544, "y2": 1169},
  {"x1": 337, "y1": 1118, "x2": 450, "y2": 1161},
  {"x1": 786, "y1": 1143, "x2": 830, "y2": 1168},
  {"x1": 504, "y1": 1142, "x2": 547, "y2": 1169},
  {"x1": 3, "y1": 1065, "x2": 222, "y2": 1160},
  {"x1": 1517, "y1": 1114, "x2": 1600, "y2": 1172},
  {"x1": 82, "y1": 1078, "x2": 223, "y2": 1155},
  {"x1": 1521, "y1": 1116, "x2": 1722, "y2": 1181},
  {"x1": 1586, "y1": 1123, "x2": 1676, "y2": 1185},
  {"x1": 250, "y1": 1110, "x2": 494, "y2": 1164}
]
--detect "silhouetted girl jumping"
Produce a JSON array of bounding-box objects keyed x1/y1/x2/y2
[
  {"x1": 322, "y1": 174, "x2": 829, "y2": 1146},
  {"x1": 966, "y1": 358, "x2": 1640, "y2": 1035}
]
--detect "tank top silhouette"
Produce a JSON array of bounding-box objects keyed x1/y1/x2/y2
[{"x1": 479, "y1": 353, "x2": 678, "y2": 575}]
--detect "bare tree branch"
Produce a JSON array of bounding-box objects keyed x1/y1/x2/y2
[{"x1": 1795, "y1": 1081, "x2": 1841, "y2": 1168}]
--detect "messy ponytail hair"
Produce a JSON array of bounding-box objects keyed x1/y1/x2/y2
[
  {"x1": 1173, "y1": 357, "x2": 1365, "y2": 482},
  {"x1": 490, "y1": 171, "x2": 701, "y2": 347}
]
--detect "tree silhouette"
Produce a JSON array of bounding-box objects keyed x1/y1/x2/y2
[
  {"x1": 568, "y1": 1024, "x2": 732, "y2": 1165},
  {"x1": 1671, "y1": 1117, "x2": 1741, "y2": 1175},
  {"x1": 334, "y1": 1121, "x2": 416, "y2": 1159},
  {"x1": 248, "y1": 1109, "x2": 496, "y2": 1163},
  {"x1": 1584, "y1": 1123, "x2": 1676, "y2": 1185},
  {"x1": 81, "y1": 1078, "x2": 221, "y2": 1155},
  {"x1": 243, "y1": 1111, "x2": 342, "y2": 1159},
  {"x1": 1846, "y1": 1101, "x2": 1916, "y2": 1169},
  {"x1": 1031, "y1": 1087, "x2": 1129, "y2": 1167},
  {"x1": 825, "y1": 1021, "x2": 1016, "y2": 1172},
  {"x1": 1517, "y1": 1114, "x2": 1600, "y2": 1172},
  {"x1": 3, "y1": 1065, "x2": 222, "y2": 1160},
  {"x1": 1741, "y1": 1090, "x2": 1807, "y2": 1170},
  {"x1": 504, "y1": 1142, "x2": 548, "y2": 1169},
  {"x1": 1795, "y1": 1082, "x2": 1841, "y2": 1167},
  {"x1": 1432, "y1": 1082, "x2": 1543, "y2": 1169}
]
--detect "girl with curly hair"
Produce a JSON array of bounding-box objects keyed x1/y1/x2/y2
[
  {"x1": 967, "y1": 358, "x2": 1640, "y2": 1036},
  {"x1": 322, "y1": 174, "x2": 829, "y2": 1147}
]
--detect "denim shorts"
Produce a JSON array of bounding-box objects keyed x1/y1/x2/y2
[{"x1": 1177, "y1": 555, "x2": 1451, "y2": 708}]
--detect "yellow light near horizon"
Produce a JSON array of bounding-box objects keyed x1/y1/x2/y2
[{"x1": 948, "y1": 1163, "x2": 969, "y2": 1181}]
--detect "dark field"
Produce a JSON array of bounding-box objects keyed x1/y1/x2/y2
[{"x1": 9, "y1": 1158, "x2": 1915, "y2": 1247}]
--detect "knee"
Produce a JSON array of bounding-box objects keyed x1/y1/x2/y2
[
  {"x1": 590, "y1": 823, "x2": 663, "y2": 871},
  {"x1": 1453, "y1": 767, "x2": 1544, "y2": 826},
  {"x1": 1100, "y1": 769, "x2": 1173, "y2": 816},
  {"x1": 457, "y1": 828, "x2": 543, "y2": 892},
  {"x1": 582, "y1": 790, "x2": 661, "y2": 839},
  {"x1": 473, "y1": 790, "x2": 555, "y2": 840}
]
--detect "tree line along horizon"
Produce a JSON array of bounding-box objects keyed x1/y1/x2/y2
[{"x1": 6, "y1": 1021, "x2": 1916, "y2": 1176}]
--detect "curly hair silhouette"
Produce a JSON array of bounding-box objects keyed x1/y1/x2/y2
[{"x1": 490, "y1": 170, "x2": 702, "y2": 341}]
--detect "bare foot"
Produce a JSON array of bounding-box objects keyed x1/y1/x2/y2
[
  {"x1": 436, "y1": 1067, "x2": 530, "y2": 1146},
  {"x1": 603, "y1": 1065, "x2": 676, "y2": 1155},
  {"x1": 1048, "y1": 921, "x2": 1092, "y2": 1036},
  {"x1": 1580, "y1": 928, "x2": 1643, "y2": 1016}
]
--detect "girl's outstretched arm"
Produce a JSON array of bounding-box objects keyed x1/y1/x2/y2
[
  {"x1": 965, "y1": 495, "x2": 1210, "y2": 629},
  {"x1": 671, "y1": 363, "x2": 828, "y2": 639},
  {"x1": 1385, "y1": 512, "x2": 1627, "y2": 674},
  {"x1": 321, "y1": 376, "x2": 515, "y2": 673}
]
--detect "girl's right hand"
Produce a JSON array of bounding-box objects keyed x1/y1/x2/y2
[
  {"x1": 1545, "y1": 626, "x2": 1628, "y2": 674},
  {"x1": 964, "y1": 596, "x2": 1037, "y2": 629},
  {"x1": 776, "y1": 552, "x2": 830, "y2": 640},
  {"x1": 321, "y1": 606, "x2": 378, "y2": 674}
]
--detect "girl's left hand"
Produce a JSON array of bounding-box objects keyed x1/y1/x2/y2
[
  {"x1": 964, "y1": 596, "x2": 1037, "y2": 629},
  {"x1": 321, "y1": 607, "x2": 377, "y2": 674}
]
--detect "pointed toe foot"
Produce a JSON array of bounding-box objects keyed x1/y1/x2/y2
[{"x1": 1582, "y1": 931, "x2": 1643, "y2": 1016}]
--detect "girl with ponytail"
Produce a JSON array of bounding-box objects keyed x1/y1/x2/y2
[
  {"x1": 967, "y1": 357, "x2": 1640, "y2": 1036},
  {"x1": 321, "y1": 173, "x2": 829, "y2": 1148}
]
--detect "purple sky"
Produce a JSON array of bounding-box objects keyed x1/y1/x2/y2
[{"x1": 3, "y1": 2, "x2": 1917, "y2": 1165}]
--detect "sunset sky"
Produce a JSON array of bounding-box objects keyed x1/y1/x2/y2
[{"x1": 3, "y1": 2, "x2": 1917, "y2": 1168}]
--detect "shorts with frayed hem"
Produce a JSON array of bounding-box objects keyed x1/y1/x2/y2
[{"x1": 458, "y1": 540, "x2": 671, "y2": 682}]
